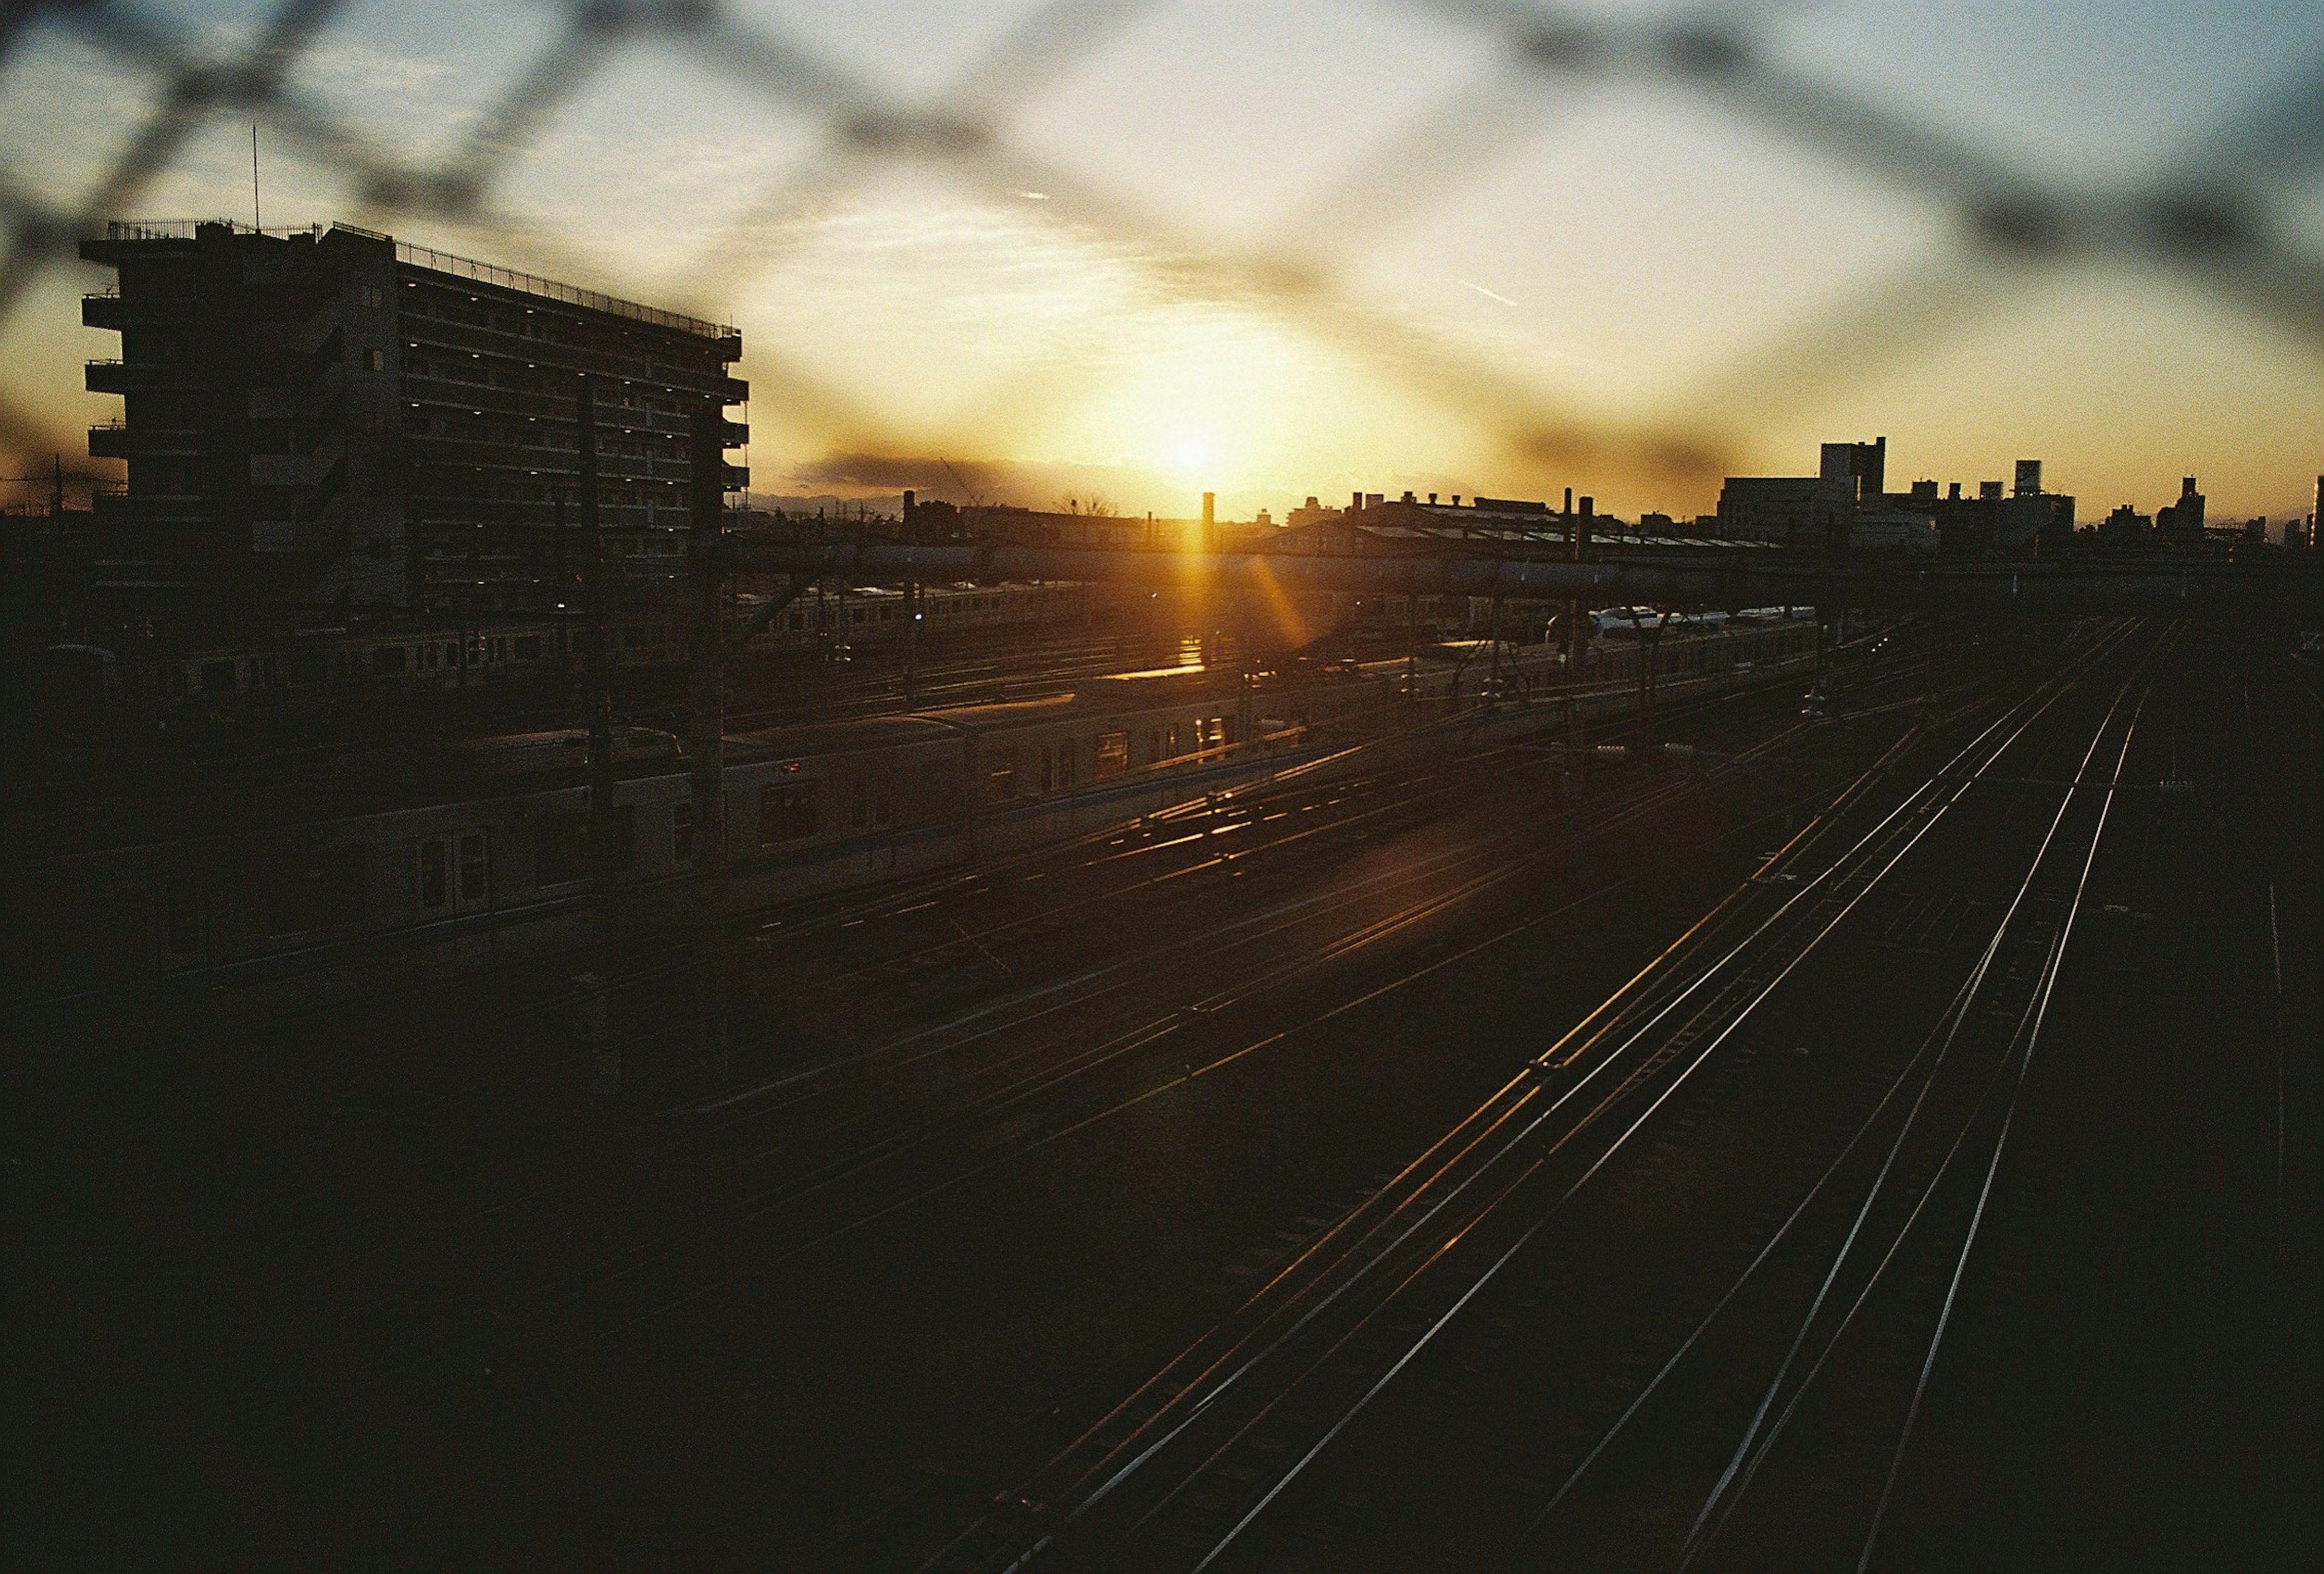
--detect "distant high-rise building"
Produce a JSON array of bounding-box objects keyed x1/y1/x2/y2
[
  {"x1": 1720, "y1": 436, "x2": 1879, "y2": 547},
  {"x1": 2014, "y1": 459, "x2": 2041, "y2": 496},
  {"x1": 2156, "y1": 475, "x2": 2206, "y2": 541},
  {"x1": 80, "y1": 220, "x2": 746, "y2": 623},
  {"x1": 2100, "y1": 503, "x2": 2152, "y2": 543},
  {"x1": 1819, "y1": 436, "x2": 1886, "y2": 503}
]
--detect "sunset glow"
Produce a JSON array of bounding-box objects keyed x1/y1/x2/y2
[{"x1": 1, "y1": 1, "x2": 2318, "y2": 522}]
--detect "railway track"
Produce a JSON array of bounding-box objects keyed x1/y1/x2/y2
[
  {"x1": 898, "y1": 618, "x2": 2168, "y2": 1572},
  {"x1": 157, "y1": 626, "x2": 1958, "y2": 1441},
  {"x1": 290, "y1": 641, "x2": 1938, "y2": 1417}
]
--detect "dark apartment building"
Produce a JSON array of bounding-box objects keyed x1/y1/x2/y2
[{"x1": 82, "y1": 220, "x2": 746, "y2": 625}]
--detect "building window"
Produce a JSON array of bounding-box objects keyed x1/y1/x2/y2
[{"x1": 758, "y1": 781, "x2": 820, "y2": 844}]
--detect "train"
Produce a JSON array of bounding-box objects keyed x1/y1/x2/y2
[
  {"x1": 25, "y1": 580, "x2": 1108, "y2": 739},
  {"x1": 5, "y1": 617, "x2": 1823, "y2": 1039}
]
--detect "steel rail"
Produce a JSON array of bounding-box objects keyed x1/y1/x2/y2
[
  {"x1": 1167, "y1": 635, "x2": 2133, "y2": 1573},
  {"x1": 1852, "y1": 628, "x2": 2173, "y2": 1570},
  {"x1": 237, "y1": 647, "x2": 1862, "y2": 1377},
  {"x1": 935, "y1": 623, "x2": 2143, "y2": 1570},
  {"x1": 329, "y1": 652, "x2": 1888, "y2": 1417},
  {"x1": 1649, "y1": 626, "x2": 2178, "y2": 1570}
]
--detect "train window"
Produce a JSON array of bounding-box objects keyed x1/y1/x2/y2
[
  {"x1": 419, "y1": 839, "x2": 448, "y2": 908},
  {"x1": 1148, "y1": 730, "x2": 1161, "y2": 763},
  {"x1": 671, "y1": 801, "x2": 694, "y2": 865},
  {"x1": 266, "y1": 848, "x2": 366, "y2": 936},
  {"x1": 164, "y1": 878, "x2": 202, "y2": 957},
  {"x1": 1057, "y1": 744, "x2": 1076, "y2": 790},
  {"x1": 983, "y1": 744, "x2": 1019, "y2": 803},
  {"x1": 1165, "y1": 724, "x2": 1181, "y2": 758},
  {"x1": 760, "y1": 782, "x2": 821, "y2": 844}
]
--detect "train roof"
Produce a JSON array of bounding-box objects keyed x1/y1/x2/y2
[
  {"x1": 725, "y1": 713, "x2": 958, "y2": 759},
  {"x1": 911, "y1": 693, "x2": 1083, "y2": 731}
]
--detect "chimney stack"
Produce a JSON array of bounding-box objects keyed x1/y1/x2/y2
[{"x1": 1201, "y1": 491, "x2": 1215, "y2": 528}]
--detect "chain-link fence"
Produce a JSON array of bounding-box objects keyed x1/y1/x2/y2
[{"x1": 3, "y1": 0, "x2": 2320, "y2": 513}]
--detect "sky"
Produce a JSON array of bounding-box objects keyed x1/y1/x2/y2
[{"x1": 2, "y1": 0, "x2": 2320, "y2": 523}]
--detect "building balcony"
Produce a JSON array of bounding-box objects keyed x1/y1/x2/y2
[
  {"x1": 88, "y1": 421, "x2": 204, "y2": 459},
  {"x1": 94, "y1": 490, "x2": 212, "y2": 525},
  {"x1": 77, "y1": 290, "x2": 183, "y2": 330},
  {"x1": 85, "y1": 359, "x2": 195, "y2": 393}
]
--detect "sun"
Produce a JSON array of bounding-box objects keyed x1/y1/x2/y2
[{"x1": 1173, "y1": 439, "x2": 1209, "y2": 471}]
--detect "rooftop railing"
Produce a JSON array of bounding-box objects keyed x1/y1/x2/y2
[
  {"x1": 395, "y1": 240, "x2": 733, "y2": 342},
  {"x1": 97, "y1": 220, "x2": 734, "y2": 343}
]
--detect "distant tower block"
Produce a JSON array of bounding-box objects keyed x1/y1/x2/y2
[{"x1": 2015, "y1": 459, "x2": 2042, "y2": 496}]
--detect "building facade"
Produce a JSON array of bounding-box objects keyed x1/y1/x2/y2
[{"x1": 82, "y1": 220, "x2": 746, "y2": 624}]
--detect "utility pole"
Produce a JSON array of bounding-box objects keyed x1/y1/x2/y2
[
  {"x1": 904, "y1": 577, "x2": 920, "y2": 707},
  {"x1": 576, "y1": 373, "x2": 620, "y2": 1101},
  {"x1": 902, "y1": 490, "x2": 919, "y2": 707},
  {"x1": 1564, "y1": 488, "x2": 1590, "y2": 689},
  {"x1": 1641, "y1": 617, "x2": 1663, "y2": 738},
  {"x1": 553, "y1": 491, "x2": 570, "y2": 692},
  {"x1": 687, "y1": 399, "x2": 729, "y2": 1075}
]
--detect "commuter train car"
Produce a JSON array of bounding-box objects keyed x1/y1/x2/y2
[
  {"x1": 740, "y1": 579, "x2": 1098, "y2": 652},
  {"x1": 45, "y1": 614, "x2": 695, "y2": 736},
  {"x1": 7, "y1": 617, "x2": 1823, "y2": 1021},
  {"x1": 7, "y1": 664, "x2": 1344, "y2": 1009}
]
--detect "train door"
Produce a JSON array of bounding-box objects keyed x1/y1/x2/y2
[{"x1": 418, "y1": 828, "x2": 491, "y2": 917}]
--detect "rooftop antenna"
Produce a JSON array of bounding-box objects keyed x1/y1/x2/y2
[{"x1": 251, "y1": 122, "x2": 261, "y2": 231}]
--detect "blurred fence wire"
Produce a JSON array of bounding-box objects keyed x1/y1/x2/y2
[{"x1": 2, "y1": 0, "x2": 2320, "y2": 493}]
